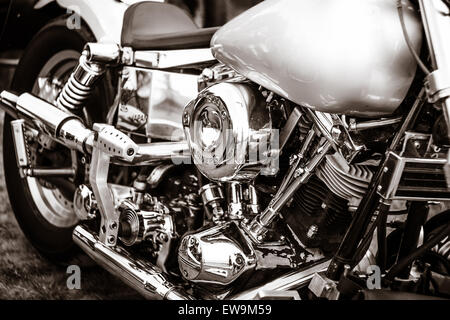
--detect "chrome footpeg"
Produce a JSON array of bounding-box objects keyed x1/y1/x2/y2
[{"x1": 92, "y1": 123, "x2": 139, "y2": 162}]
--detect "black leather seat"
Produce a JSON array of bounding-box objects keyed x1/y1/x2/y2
[{"x1": 121, "y1": 2, "x2": 218, "y2": 50}]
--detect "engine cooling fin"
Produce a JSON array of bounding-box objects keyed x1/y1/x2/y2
[
  {"x1": 284, "y1": 175, "x2": 351, "y2": 250},
  {"x1": 316, "y1": 154, "x2": 373, "y2": 202}
]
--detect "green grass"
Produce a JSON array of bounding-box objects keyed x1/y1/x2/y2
[{"x1": 0, "y1": 62, "x2": 141, "y2": 300}]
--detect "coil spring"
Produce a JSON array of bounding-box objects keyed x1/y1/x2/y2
[
  {"x1": 57, "y1": 73, "x2": 94, "y2": 111},
  {"x1": 56, "y1": 54, "x2": 105, "y2": 112}
]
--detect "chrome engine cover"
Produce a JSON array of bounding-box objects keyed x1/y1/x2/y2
[
  {"x1": 178, "y1": 222, "x2": 256, "y2": 285},
  {"x1": 177, "y1": 221, "x2": 316, "y2": 286},
  {"x1": 182, "y1": 82, "x2": 273, "y2": 182}
]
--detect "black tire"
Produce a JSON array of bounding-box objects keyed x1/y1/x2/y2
[{"x1": 3, "y1": 17, "x2": 111, "y2": 263}]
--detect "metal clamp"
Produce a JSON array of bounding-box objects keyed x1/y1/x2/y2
[{"x1": 425, "y1": 69, "x2": 450, "y2": 103}]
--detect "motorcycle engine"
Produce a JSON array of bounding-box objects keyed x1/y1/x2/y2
[{"x1": 177, "y1": 80, "x2": 380, "y2": 287}]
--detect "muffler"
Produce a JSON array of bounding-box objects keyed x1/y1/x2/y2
[
  {"x1": 73, "y1": 225, "x2": 192, "y2": 300},
  {"x1": 1, "y1": 91, "x2": 94, "y2": 153}
]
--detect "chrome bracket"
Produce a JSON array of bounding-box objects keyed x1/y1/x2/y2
[
  {"x1": 10, "y1": 119, "x2": 30, "y2": 178},
  {"x1": 425, "y1": 69, "x2": 450, "y2": 104},
  {"x1": 89, "y1": 124, "x2": 139, "y2": 246},
  {"x1": 308, "y1": 272, "x2": 340, "y2": 300},
  {"x1": 307, "y1": 109, "x2": 365, "y2": 163},
  {"x1": 128, "y1": 48, "x2": 216, "y2": 69},
  {"x1": 378, "y1": 150, "x2": 450, "y2": 201}
]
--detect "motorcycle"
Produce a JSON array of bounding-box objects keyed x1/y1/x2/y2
[{"x1": 1, "y1": 0, "x2": 450, "y2": 300}]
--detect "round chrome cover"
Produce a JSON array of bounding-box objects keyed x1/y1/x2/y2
[
  {"x1": 183, "y1": 82, "x2": 272, "y2": 182},
  {"x1": 178, "y1": 222, "x2": 256, "y2": 285}
]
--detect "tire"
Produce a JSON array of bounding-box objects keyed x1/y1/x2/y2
[{"x1": 3, "y1": 17, "x2": 112, "y2": 263}]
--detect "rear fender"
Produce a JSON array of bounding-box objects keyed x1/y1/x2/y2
[{"x1": 55, "y1": 0, "x2": 130, "y2": 43}]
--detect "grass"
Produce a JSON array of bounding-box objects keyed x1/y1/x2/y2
[{"x1": 0, "y1": 59, "x2": 141, "y2": 300}]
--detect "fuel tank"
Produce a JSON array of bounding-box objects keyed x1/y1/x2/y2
[{"x1": 211, "y1": 0, "x2": 423, "y2": 117}]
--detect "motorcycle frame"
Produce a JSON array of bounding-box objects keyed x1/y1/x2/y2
[{"x1": 53, "y1": 0, "x2": 450, "y2": 291}]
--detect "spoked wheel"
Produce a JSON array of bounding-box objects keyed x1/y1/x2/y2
[
  {"x1": 26, "y1": 50, "x2": 81, "y2": 229},
  {"x1": 3, "y1": 18, "x2": 112, "y2": 262}
]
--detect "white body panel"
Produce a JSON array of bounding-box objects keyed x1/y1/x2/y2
[{"x1": 56, "y1": 0, "x2": 128, "y2": 43}]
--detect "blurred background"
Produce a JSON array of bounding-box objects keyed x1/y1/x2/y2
[{"x1": 0, "y1": 0, "x2": 262, "y2": 299}]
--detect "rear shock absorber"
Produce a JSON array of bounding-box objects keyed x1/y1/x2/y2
[{"x1": 56, "y1": 51, "x2": 106, "y2": 113}]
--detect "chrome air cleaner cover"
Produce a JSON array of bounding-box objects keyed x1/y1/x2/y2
[{"x1": 182, "y1": 82, "x2": 273, "y2": 182}]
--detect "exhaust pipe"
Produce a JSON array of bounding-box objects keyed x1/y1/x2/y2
[
  {"x1": 1, "y1": 91, "x2": 94, "y2": 153},
  {"x1": 73, "y1": 225, "x2": 192, "y2": 300}
]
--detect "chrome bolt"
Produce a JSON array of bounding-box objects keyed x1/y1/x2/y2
[
  {"x1": 344, "y1": 264, "x2": 351, "y2": 277},
  {"x1": 188, "y1": 237, "x2": 197, "y2": 247},
  {"x1": 159, "y1": 233, "x2": 169, "y2": 242},
  {"x1": 294, "y1": 168, "x2": 304, "y2": 178},
  {"x1": 108, "y1": 236, "x2": 115, "y2": 244},
  {"x1": 307, "y1": 225, "x2": 319, "y2": 239},
  {"x1": 289, "y1": 154, "x2": 298, "y2": 165},
  {"x1": 235, "y1": 255, "x2": 244, "y2": 266},
  {"x1": 127, "y1": 148, "x2": 135, "y2": 156}
]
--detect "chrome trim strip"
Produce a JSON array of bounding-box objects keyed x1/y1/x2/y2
[
  {"x1": 131, "y1": 48, "x2": 216, "y2": 69},
  {"x1": 231, "y1": 260, "x2": 330, "y2": 300},
  {"x1": 73, "y1": 225, "x2": 191, "y2": 300}
]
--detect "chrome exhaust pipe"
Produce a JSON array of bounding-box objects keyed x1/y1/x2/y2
[
  {"x1": 0, "y1": 90, "x2": 19, "y2": 118},
  {"x1": 73, "y1": 225, "x2": 192, "y2": 300},
  {"x1": 0, "y1": 90, "x2": 191, "y2": 165}
]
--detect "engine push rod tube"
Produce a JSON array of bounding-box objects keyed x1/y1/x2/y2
[
  {"x1": 73, "y1": 225, "x2": 192, "y2": 300},
  {"x1": 246, "y1": 140, "x2": 332, "y2": 241}
]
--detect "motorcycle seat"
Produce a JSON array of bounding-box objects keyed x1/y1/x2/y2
[{"x1": 121, "y1": 2, "x2": 218, "y2": 50}]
